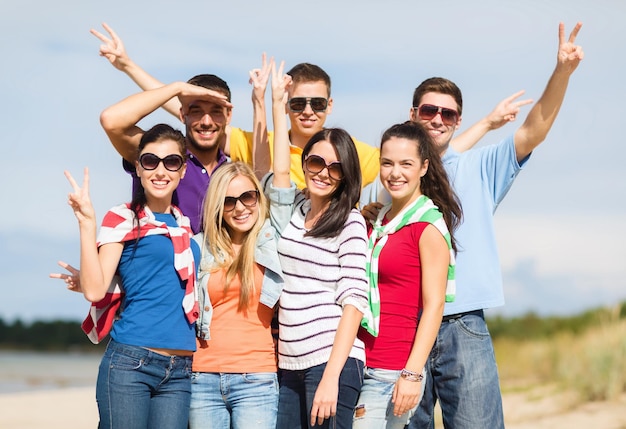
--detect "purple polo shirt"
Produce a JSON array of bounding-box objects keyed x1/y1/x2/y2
[{"x1": 123, "y1": 149, "x2": 228, "y2": 233}]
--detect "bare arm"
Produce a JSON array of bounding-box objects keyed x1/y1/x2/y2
[
  {"x1": 270, "y1": 61, "x2": 293, "y2": 189},
  {"x1": 450, "y1": 90, "x2": 534, "y2": 152},
  {"x1": 90, "y1": 22, "x2": 182, "y2": 117},
  {"x1": 100, "y1": 82, "x2": 230, "y2": 162},
  {"x1": 64, "y1": 169, "x2": 122, "y2": 302},
  {"x1": 514, "y1": 21, "x2": 584, "y2": 162},
  {"x1": 249, "y1": 53, "x2": 272, "y2": 179},
  {"x1": 391, "y1": 224, "x2": 448, "y2": 417}
]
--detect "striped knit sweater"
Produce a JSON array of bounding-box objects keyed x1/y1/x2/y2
[{"x1": 276, "y1": 200, "x2": 369, "y2": 370}]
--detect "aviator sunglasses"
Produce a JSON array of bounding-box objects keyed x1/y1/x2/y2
[
  {"x1": 223, "y1": 190, "x2": 260, "y2": 212},
  {"x1": 414, "y1": 104, "x2": 459, "y2": 126},
  {"x1": 139, "y1": 153, "x2": 185, "y2": 172},
  {"x1": 288, "y1": 97, "x2": 329, "y2": 113},
  {"x1": 304, "y1": 154, "x2": 343, "y2": 181}
]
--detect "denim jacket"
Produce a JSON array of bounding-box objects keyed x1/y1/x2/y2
[
  {"x1": 193, "y1": 178, "x2": 296, "y2": 340},
  {"x1": 262, "y1": 173, "x2": 302, "y2": 234}
]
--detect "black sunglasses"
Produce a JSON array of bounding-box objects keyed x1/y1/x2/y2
[
  {"x1": 139, "y1": 153, "x2": 185, "y2": 172},
  {"x1": 304, "y1": 154, "x2": 343, "y2": 180},
  {"x1": 414, "y1": 104, "x2": 459, "y2": 126},
  {"x1": 223, "y1": 190, "x2": 260, "y2": 212},
  {"x1": 288, "y1": 97, "x2": 328, "y2": 113}
]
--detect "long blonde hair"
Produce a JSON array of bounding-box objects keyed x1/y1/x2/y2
[{"x1": 200, "y1": 162, "x2": 268, "y2": 310}]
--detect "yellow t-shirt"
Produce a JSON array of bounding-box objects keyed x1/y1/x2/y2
[{"x1": 229, "y1": 127, "x2": 379, "y2": 190}]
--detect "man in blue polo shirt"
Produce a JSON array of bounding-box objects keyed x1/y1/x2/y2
[{"x1": 406, "y1": 22, "x2": 584, "y2": 428}]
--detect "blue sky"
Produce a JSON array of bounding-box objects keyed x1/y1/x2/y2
[{"x1": 1, "y1": 0, "x2": 624, "y2": 322}]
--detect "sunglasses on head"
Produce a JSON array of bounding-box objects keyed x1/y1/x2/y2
[
  {"x1": 304, "y1": 154, "x2": 343, "y2": 181},
  {"x1": 223, "y1": 190, "x2": 260, "y2": 212},
  {"x1": 139, "y1": 153, "x2": 185, "y2": 172},
  {"x1": 414, "y1": 104, "x2": 459, "y2": 126},
  {"x1": 288, "y1": 97, "x2": 329, "y2": 113}
]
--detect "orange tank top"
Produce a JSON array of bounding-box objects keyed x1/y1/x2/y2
[{"x1": 192, "y1": 264, "x2": 277, "y2": 372}]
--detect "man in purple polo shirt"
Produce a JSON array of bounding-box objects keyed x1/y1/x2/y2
[{"x1": 100, "y1": 76, "x2": 233, "y2": 233}]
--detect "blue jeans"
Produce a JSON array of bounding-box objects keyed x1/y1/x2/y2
[
  {"x1": 407, "y1": 310, "x2": 504, "y2": 429},
  {"x1": 353, "y1": 367, "x2": 424, "y2": 429},
  {"x1": 96, "y1": 339, "x2": 192, "y2": 429},
  {"x1": 276, "y1": 357, "x2": 364, "y2": 429},
  {"x1": 189, "y1": 371, "x2": 279, "y2": 429}
]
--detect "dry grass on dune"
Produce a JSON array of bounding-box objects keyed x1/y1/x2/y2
[{"x1": 495, "y1": 317, "x2": 626, "y2": 404}]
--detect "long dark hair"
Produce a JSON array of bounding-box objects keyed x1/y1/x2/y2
[
  {"x1": 380, "y1": 121, "x2": 462, "y2": 251},
  {"x1": 130, "y1": 124, "x2": 187, "y2": 232},
  {"x1": 301, "y1": 128, "x2": 361, "y2": 238}
]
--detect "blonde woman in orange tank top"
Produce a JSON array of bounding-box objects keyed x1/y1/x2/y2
[{"x1": 190, "y1": 162, "x2": 286, "y2": 429}]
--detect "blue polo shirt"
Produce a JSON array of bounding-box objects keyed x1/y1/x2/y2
[
  {"x1": 124, "y1": 149, "x2": 228, "y2": 233},
  {"x1": 442, "y1": 134, "x2": 530, "y2": 315}
]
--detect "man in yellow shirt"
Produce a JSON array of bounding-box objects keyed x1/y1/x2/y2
[
  {"x1": 92, "y1": 24, "x2": 378, "y2": 190},
  {"x1": 229, "y1": 62, "x2": 380, "y2": 189}
]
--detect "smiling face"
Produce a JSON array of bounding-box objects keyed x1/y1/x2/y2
[
  {"x1": 409, "y1": 92, "x2": 461, "y2": 153},
  {"x1": 303, "y1": 139, "x2": 342, "y2": 203},
  {"x1": 379, "y1": 136, "x2": 429, "y2": 210},
  {"x1": 181, "y1": 99, "x2": 231, "y2": 155},
  {"x1": 222, "y1": 174, "x2": 260, "y2": 244},
  {"x1": 136, "y1": 139, "x2": 187, "y2": 213},
  {"x1": 287, "y1": 81, "x2": 333, "y2": 148}
]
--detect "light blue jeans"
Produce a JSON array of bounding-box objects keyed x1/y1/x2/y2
[
  {"x1": 276, "y1": 357, "x2": 364, "y2": 429},
  {"x1": 189, "y1": 371, "x2": 279, "y2": 429},
  {"x1": 407, "y1": 310, "x2": 504, "y2": 429},
  {"x1": 353, "y1": 367, "x2": 424, "y2": 429},
  {"x1": 96, "y1": 339, "x2": 193, "y2": 429}
]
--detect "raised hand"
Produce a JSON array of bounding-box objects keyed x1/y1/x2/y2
[
  {"x1": 49, "y1": 261, "x2": 82, "y2": 293},
  {"x1": 270, "y1": 60, "x2": 292, "y2": 105},
  {"x1": 177, "y1": 82, "x2": 233, "y2": 109},
  {"x1": 90, "y1": 23, "x2": 130, "y2": 71},
  {"x1": 249, "y1": 53, "x2": 273, "y2": 103},
  {"x1": 64, "y1": 168, "x2": 96, "y2": 225},
  {"x1": 556, "y1": 22, "x2": 584, "y2": 75},
  {"x1": 485, "y1": 90, "x2": 534, "y2": 129}
]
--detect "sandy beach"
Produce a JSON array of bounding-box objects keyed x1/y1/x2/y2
[
  {"x1": 1, "y1": 385, "x2": 625, "y2": 429},
  {"x1": 0, "y1": 387, "x2": 98, "y2": 428}
]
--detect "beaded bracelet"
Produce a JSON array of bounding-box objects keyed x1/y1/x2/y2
[{"x1": 400, "y1": 368, "x2": 424, "y2": 382}]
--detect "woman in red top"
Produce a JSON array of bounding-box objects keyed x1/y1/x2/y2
[{"x1": 354, "y1": 121, "x2": 461, "y2": 429}]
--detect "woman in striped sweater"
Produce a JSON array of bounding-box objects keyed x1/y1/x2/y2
[{"x1": 268, "y1": 62, "x2": 369, "y2": 429}]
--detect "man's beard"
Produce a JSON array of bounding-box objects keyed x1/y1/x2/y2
[{"x1": 186, "y1": 129, "x2": 221, "y2": 154}]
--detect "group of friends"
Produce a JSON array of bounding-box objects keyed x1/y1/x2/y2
[{"x1": 51, "y1": 20, "x2": 584, "y2": 429}]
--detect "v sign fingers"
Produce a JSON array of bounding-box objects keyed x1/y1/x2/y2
[
  {"x1": 90, "y1": 22, "x2": 130, "y2": 71},
  {"x1": 64, "y1": 168, "x2": 96, "y2": 225},
  {"x1": 557, "y1": 22, "x2": 584, "y2": 74}
]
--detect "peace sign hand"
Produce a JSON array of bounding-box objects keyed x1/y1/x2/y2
[
  {"x1": 556, "y1": 22, "x2": 584, "y2": 75},
  {"x1": 64, "y1": 167, "x2": 96, "y2": 225},
  {"x1": 271, "y1": 59, "x2": 292, "y2": 106},
  {"x1": 90, "y1": 22, "x2": 131, "y2": 72}
]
